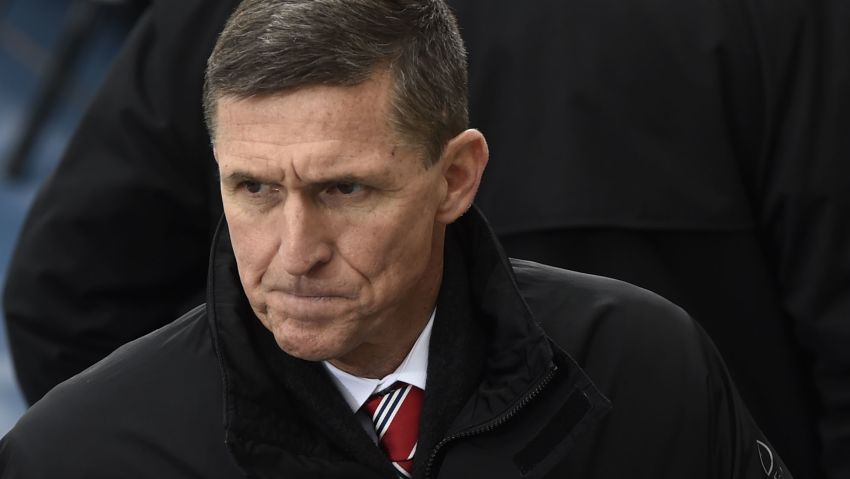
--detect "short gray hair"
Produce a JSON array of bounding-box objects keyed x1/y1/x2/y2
[{"x1": 203, "y1": 0, "x2": 468, "y2": 166}]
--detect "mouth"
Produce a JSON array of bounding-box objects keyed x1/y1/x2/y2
[
  {"x1": 278, "y1": 290, "x2": 355, "y2": 300},
  {"x1": 264, "y1": 289, "x2": 356, "y2": 320}
]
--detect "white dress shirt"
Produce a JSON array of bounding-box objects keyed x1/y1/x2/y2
[{"x1": 322, "y1": 309, "x2": 434, "y2": 441}]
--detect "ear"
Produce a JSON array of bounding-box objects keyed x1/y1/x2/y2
[{"x1": 436, "y1": 129, "x2": 489, "y2": 224}]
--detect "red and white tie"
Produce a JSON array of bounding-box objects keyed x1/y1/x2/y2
[{"x1": 362, "y1": 383, "x2": 424, "y2": 478}]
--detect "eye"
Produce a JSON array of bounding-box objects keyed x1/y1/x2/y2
[
  {"x1": 239, "y1": 180, "x2": 272, "y2": 195},
  {"x1": 327, "y1": 182, "x2": 364, "y2": 195},
  {"x1": 244, "y1": 181, "x2": 261, "y2": 193}
]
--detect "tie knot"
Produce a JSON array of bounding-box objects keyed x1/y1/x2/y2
[{"x1": 362, "y1": 382, "x2": 424, "y2": 478}]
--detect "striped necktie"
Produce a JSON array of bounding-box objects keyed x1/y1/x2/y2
[{"x1": 362, "y1": 382, "x2": 424, "y2": 478}]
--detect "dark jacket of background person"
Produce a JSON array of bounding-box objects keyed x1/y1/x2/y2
[
  {"x1": 2, "y1": 0, "x2": 233, "y2": 399},
  {"x1": 0, "y1": 211, "x2": 793, "y2": 479},
  {"x1": 2, "y1": 0, "x2": 846, "y2": 477},
  {"x1": 452, "y1": 1, "x2": 850, "y2": 478}
]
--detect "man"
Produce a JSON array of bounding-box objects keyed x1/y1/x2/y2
[{"x1": 1, "y1": 1, "x2": 792, "y2": 478}]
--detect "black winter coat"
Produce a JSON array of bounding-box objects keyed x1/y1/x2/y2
[{"x1": 0, "y1": 211, "x2": 792, "y2": 479}]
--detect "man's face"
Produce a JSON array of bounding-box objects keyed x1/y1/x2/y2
[{"x1": 214, "y1": 72, "x2": 448, "y2": 373}]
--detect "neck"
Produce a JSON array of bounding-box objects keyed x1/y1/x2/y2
[{"x1": 329, "y1": 298, "x2": 436, "y2": 379}]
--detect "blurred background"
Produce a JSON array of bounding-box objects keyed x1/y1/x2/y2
[{"x1": 0, "y1": 0, "x2": 140, "y2": 434}]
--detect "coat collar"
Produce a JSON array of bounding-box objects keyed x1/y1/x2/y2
[{"x1": 206, "y1": 207, "x2": 606, "y2": 478}]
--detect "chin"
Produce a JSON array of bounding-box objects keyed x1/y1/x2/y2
[{"x1": 270, "y1": 323, "x2": 351, "y2": 363}]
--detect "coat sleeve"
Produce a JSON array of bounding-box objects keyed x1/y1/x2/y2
[
  {"x1": 1, "y1": 0, "x2": 237, "y2": 404},
  {"x1": 702, "y1": 332, "x2": 794, "y2": 479},
  {"x1": 743, "y1": 2, "x2": 850, "y2": 476}
]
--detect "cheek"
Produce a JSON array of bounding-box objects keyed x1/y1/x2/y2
[
  {"x1": 225, "y1": 211, "x2": 278, "y2": 291},
  {"x1": 341, "y1": 211, "x2": 436, "y2": 287}
]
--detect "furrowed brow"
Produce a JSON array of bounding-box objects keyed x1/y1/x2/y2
[
  {"x1": 221, "y1": 171, "x2": 271, "y2": 185},
  {"x1": 315, "y1": 174, "x2": 370, "y2": 185}
]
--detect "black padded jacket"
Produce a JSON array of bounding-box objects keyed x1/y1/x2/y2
[{"x1": 0, "y1": 210, "x2": 792, "y2": 479}]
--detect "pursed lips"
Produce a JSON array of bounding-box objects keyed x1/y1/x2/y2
[
  {"x1": 269, "y1": 287, "x2": 357, "y2": 300},
  {"x1": 263, "y1": 288, "x2": 358, "y2": 321}
]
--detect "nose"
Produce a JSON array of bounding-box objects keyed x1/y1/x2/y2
[{"x1": 276, "y1": 195, "x2": 333, "y2": 276}]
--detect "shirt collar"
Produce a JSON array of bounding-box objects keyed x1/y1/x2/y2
[{"x1": 323, "y1": 309, "x2": 434, "y2": 413}]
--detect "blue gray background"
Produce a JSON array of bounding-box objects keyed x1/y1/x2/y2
[{"x1": 0, "y1": 0, "x2": 133, "y2": 434}]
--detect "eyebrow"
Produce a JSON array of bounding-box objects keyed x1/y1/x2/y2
[
  {"x1": 220, "y1": 171, "x2": 276, "y2": 185},
  {"x1": 220, "y1": 169, "x2": 390, "y2": 191}
]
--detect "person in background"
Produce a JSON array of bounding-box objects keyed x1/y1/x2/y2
[
  {"x1": 3, "y1": 0, "x2": 847, "y2": 477},
  {"x1": 454, "y1": 2, "x2": 850, "y2": 478}
]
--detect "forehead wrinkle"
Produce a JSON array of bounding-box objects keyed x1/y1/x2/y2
[
  {"x1": 217, "y1": 76, "x2": 396, "y2": 135},
  {"x1": 217, "y1": 135, "x2": 377, "y2": 150},
  {"x1": 221, "y1": 90, "x2": 386, "y2": 127},
  {"x1": 290, "y1": 148, "x2": 401, "y2": 185},
  {"x1": 215, "y1": 72, "x2": 414, "y2": 186},
  {"x1": 218, "y1": 154, "x2": 286, "y2": 183},
  {"x1": 218, "y1": 143, "x2": 399, "y2": 188}
]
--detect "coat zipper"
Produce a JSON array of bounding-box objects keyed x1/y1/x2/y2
[{"x1": 423, "y1": 364, "x2": 559, "y2": 479}]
